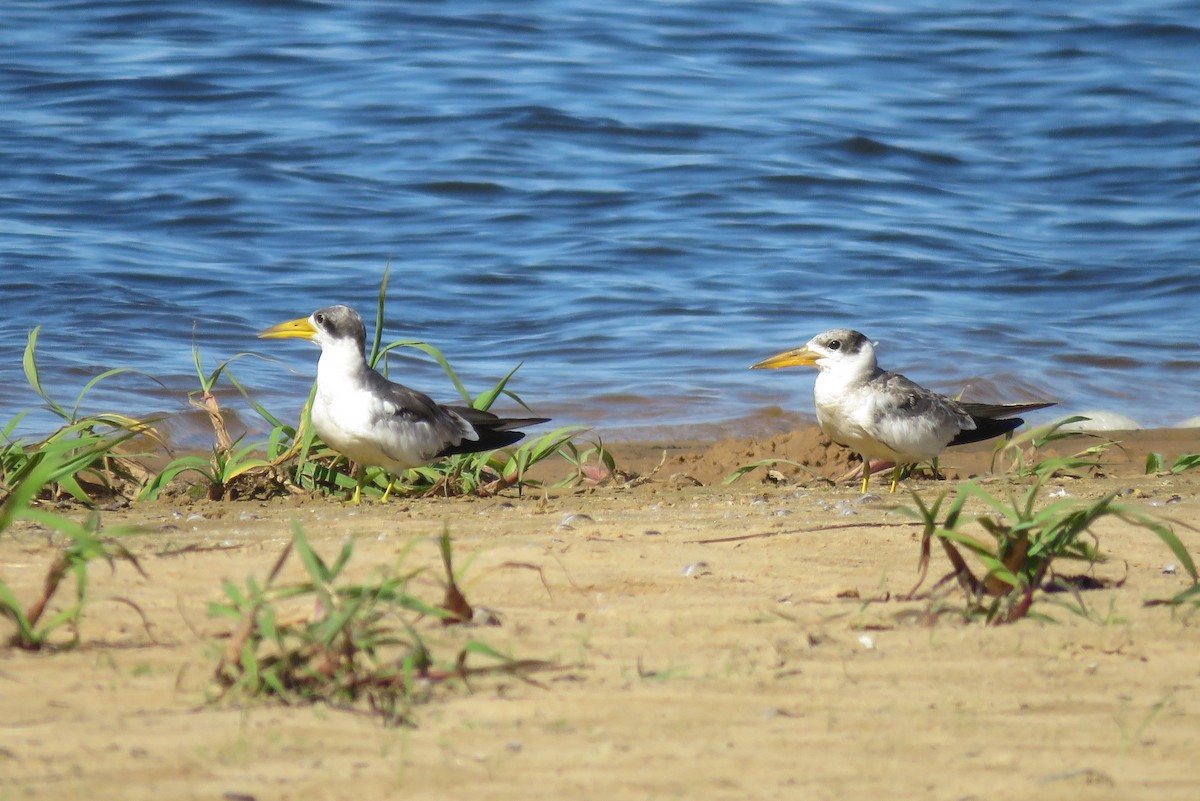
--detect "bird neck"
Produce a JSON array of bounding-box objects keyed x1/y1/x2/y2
[
  {"x1": 815, "y1": 352, "x2": 879, "y2": 396},
  {"x1": 316, "y1": 340, "x2": 370, "y2": 387}
]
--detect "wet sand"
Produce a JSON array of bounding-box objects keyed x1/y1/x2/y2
[{"x1": 2, "y1": 426, "x2": 1199, "y2": 800}]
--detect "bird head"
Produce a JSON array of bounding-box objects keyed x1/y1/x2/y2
[
  {"x1": 750, "y1": 328, "x2": 876, "y2": 373},
  {"x1": 258, "y1": 304, "x2": 367, "y2": 356}
]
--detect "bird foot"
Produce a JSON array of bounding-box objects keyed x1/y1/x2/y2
[{"x1": 837, "y1": 459, "x2": 896, "y2": 493}]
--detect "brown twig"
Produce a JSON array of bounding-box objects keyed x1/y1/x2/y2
[{"x1": 691, "y1": 520, "x2": 922, "y2": 545}]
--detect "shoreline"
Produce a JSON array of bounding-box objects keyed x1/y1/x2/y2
[{"x1": 9, "y1": 371, "x2": 1200, "y2": 451}]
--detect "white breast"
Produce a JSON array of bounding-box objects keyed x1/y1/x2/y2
[
  {"x1": 814, "y1": 370, "x2": 965, "y2": 463},
  {"x1": 814, "y1": 371, "x2": 908, "y2": 461},
  {"x1": 312, "y1": 345, "x2": 453, "y2": 471}
]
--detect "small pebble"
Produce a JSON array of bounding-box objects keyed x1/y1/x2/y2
[
  {"x1": 855, "y1": 493, "x2": 882, "y2": 505},
  {"x1": 681, "y1": 560, "x2": 710, "y2": 577},
  {"x1": 773, "y1": 509, "x2": 792, "y2": 517},
  {"x1": 834, "y1": 501, "x2": 858, "y2": 516},
  {"x1": 761, "y1": 706, "x2": 795, "y2": 719},
  {"x1": 560, "y1": 512, "x2": 595, "y2": 530},
  {"x1": 857, "y1": 634, "x2": 876, "y2": 650},
  {"x1": 1162, "y1": 563, "x2": 1177, "y2": 575},
  {"x1": 472, "y1": 607, "x2": 502, "y2": 626}
]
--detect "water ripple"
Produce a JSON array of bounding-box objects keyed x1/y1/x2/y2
[{"x1": 2, "y1": 1, "x2": 1199, "y2": 436}]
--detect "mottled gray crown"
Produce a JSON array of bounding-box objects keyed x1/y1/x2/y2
[
  {"x1": 313, "y1": 305, "x2": 366, "y2": 352},
  {"x1": 812, "y1": 328, "x2": 869, "y2": 356}
]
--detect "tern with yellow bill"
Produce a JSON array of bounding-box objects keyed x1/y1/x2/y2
[
  {"x1": 259, "y1": 305, "x2": 548, "y2": 501},
  {"x1": 751, "y1": 328, "x2": 1055, "y2": 493}
]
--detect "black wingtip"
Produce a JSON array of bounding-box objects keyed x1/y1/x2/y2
[
  {"x1": 949, "y1": 415, "x2": 1024, "y2": 446},
  {"x1": 438, "y1": 427, "x2": 530, "y2": 457},
  {"x1": 488, "y1": 416, "x2": 552, "y2": 432},
  {"x1": 436, "y1": 408, "x2": 552, "y2": 458},
  {"x1": 950, "y1": 400, "x2": 1056, "y2": 446}
]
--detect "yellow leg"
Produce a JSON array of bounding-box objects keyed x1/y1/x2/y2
[
  {"x1": 860, "y1": 458, "x2": 871, "y2": 494},
  {"x1": 888, "y1": 464, "x2": 904, "y2": 493},
  {"x1": 380, "y1": 476, "x2": 394, "y2": 503},
  {"x1": 349, "y1": 463, "x2": 364, "y2": 504}
]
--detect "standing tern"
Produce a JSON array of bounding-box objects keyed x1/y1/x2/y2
[
  {"x1": 259, "y1": 305, "x2": 548, "y2": 501},
  {"x1": 751, "y1": 328, "x2": 1055, "y2": 492}
]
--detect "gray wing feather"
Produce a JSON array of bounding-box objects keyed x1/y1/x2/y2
[
  {"x1": 867, "y1": 372, "x2": 975, "y2": 454},
  {"x1": 958, "y1": 400, "x2": 1057, "y2": 419},
  {"x1": 361, "y1": 371, "x2": 476, "y2": 458},
  {"x1": 362, "y1": 371, "x2": 549, "y2": 462}
]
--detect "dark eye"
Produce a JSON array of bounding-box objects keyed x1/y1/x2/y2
[
  {"x1": 314, "y1": 312, "x2": 325, "y2": 325},
  {"x1": 828, "y1": 340, "x2": 841, "y2": 351}
]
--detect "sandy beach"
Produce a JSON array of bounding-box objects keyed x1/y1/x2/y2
[{"x1": 2, "y1": 425, "x2": 1199, "y2": 800}]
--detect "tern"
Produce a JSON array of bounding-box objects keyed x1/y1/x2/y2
[
  {"x1": 751, "y1": 328, "x2": 1055, "y2": 492},
  {"x1": 259, "y1": 305, "x2": 548, "y2": 501}
]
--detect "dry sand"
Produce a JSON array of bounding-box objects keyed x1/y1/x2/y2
[{"x1": 2, "y1": 426, "x2": 1199, "y2": 800}]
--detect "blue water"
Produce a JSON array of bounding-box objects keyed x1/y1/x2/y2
[{"x1": 3, "y1": 1, "x2": 1199, "y2": 443}]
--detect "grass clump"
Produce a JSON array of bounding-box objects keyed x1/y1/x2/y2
[
  {"x1": 903, "y1": 472, "x2": 1197, "y2": 625},
  {"x1": 209, "y1": 523, "x2": 549, "y2": 724},
  {"x1": 0, "y1": 423, "x2": 145, "y2": 650},
  {"x1": 140, "y1": 343, "x2": 286, "y2": 501},
  {"x1": 2, "y1": 327, "x2": 160, "y2": 504},
  {"x1": 0, "y1": 330, "x2": 151, "y2": 649},
  {"x1": 0, "y1": 509, "x2": 145, "y2": 650},
  {"x1": 989, "y1": 416, "x2": 1117, "y2": 480},
  {"x1": 1145, "y1": 452, "x2": 1200, "y2": 476}
]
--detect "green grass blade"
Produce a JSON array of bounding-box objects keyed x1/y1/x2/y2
[
  {"x1": 1169, "y1": 583, "x2": 1200, "y2": 606},
  {"x1": 0, "y1": 581, "x2": 36, "y2": 644},
  {"x1": 369, "y1": 261, "x2": 392, "y2": 368},
  {"x1": 473, "y1": 363, "x2": 522, "y2": 412},
  {"x1": 23, "y1": 327, "x2": 68, "y2": 421},
  {"x1": 1119, "y1": 510, "x2": 1198, "y2": 583},
  {"x1": 376, "y1": 340, "x2": 471, "y2": 404},
  {"x1": 226, "y1": 371, "x2": 286, "y2": 429},
  {"x1": 70, "y1": 367, "x2": 161, "y2": 424},
  {"x1": 723, "y1": 458, "x2": 823, "y2": 485},
  {"x1": 1171, "y1": 454, "x2": 1200, "y2": 474},
  {"x1": 461, "y1": 639, "x2": 513, "y2": 662}
]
